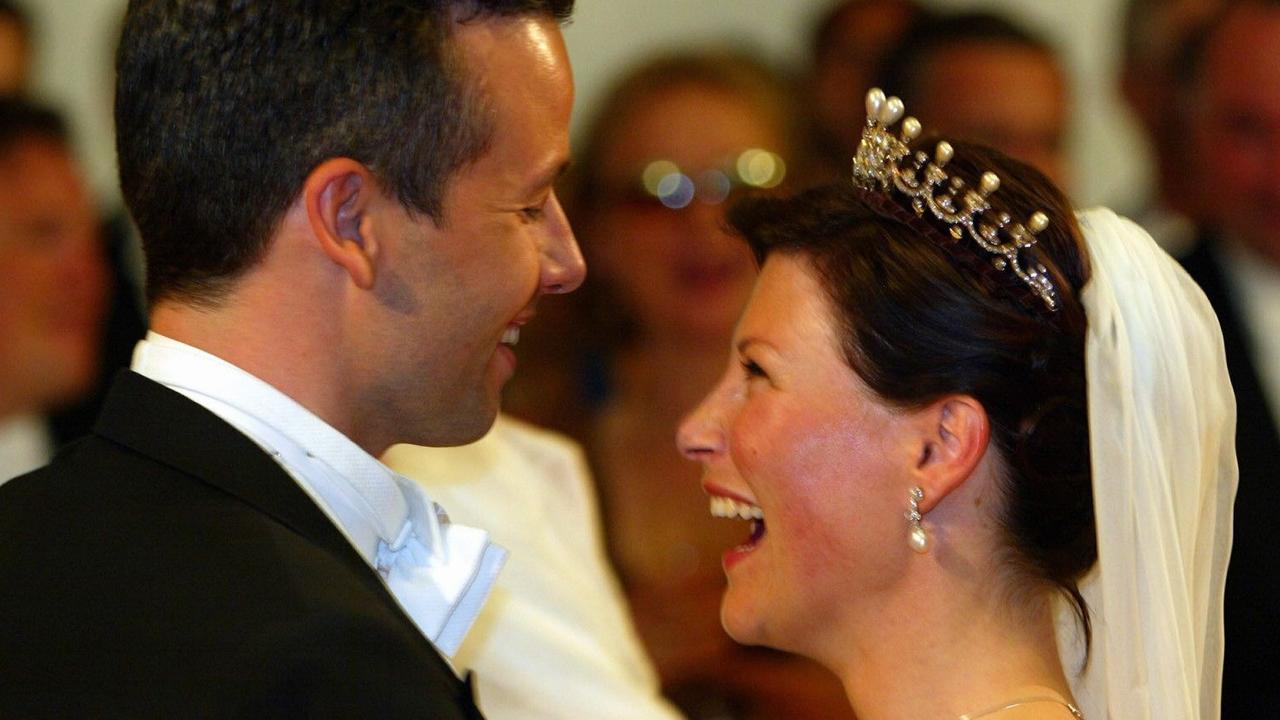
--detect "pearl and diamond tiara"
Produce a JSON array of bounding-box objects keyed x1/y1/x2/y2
[{"x1": 850, "y1": 88, "x2": 1059, "y2": 312}]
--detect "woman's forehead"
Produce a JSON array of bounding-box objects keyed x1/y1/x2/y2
[{"x1": 737, "y1": 256, "x2": 840, "y2": 347}]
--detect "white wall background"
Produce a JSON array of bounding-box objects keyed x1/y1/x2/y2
[{"x1": 20, "y1": 0, "x2": 1151, "y2": 212}]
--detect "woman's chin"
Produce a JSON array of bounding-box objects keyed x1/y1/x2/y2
[{"x1": 719, "y1": 586, "x2": 769, "y2": 647}]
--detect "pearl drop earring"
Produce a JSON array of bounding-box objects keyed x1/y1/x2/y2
[{"x1": 907, "y1": 486, "x2": 928, "y2": 553}]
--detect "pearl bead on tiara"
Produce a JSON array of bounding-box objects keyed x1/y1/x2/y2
[{"x1": 850, "y1": 88, "x2": 1059, "y2": 312}]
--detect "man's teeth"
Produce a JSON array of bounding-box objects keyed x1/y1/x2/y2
[
  {"x1": 709, "y1": 495, "x2": 764, "y2": 520},
  {"x1": 501, "y1": 327, "x2": 520, "y2": 346}
]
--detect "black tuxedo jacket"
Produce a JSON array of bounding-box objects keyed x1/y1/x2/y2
[
  {"x1": 1180, "y1": 237, "x2": 1280, "y2": 718},
  {"x1": 0, "y1": 371, "x2": 484, "y2": 719}
]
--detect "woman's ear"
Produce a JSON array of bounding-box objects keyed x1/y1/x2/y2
[
  {"x1": 911, "y1": 395, "x2": 990, "y2": 512},
  {"x1": 303, "y1": 157, "x2": 378, "y2": 290}
]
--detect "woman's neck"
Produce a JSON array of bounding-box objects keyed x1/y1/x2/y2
[{"x1": 830, "y1": 581, "x2": 1076, "y2": 720}]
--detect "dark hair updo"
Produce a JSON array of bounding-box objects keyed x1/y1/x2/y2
[{"x1": 729, "y1": 141, "x2": 1096, "y2": 645}]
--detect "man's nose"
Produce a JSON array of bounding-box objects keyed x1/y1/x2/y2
[{"x1": 540, "y1": 192, "x2": 586, "y2": 295}]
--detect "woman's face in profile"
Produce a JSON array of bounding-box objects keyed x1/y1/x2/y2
[
  {"x1": 587, "y1": 83, "x2": 784, "y2": 344},
  {"x1": 677, "y1": 253, "x2": 918, "y2": 655}
]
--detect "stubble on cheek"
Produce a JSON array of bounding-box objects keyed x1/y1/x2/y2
[{"x1": 371, "y1": 263, "x2": 425, "y2": 316}]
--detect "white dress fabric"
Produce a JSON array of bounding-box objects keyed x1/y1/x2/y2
[
  {"x1": 1057, "y1": 209, "x2": 1237, "y2": 720},
  {"x1": 383, "y1": 416, "x2": 683, "y2": 720}
]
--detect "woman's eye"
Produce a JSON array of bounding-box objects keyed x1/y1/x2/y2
[{"x1": 740, "y1": 358, "x2": 767, "y2": 379}]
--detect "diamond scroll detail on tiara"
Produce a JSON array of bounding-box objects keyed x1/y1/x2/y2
[{"x1": 850, "y1": 88, "x2": 1059, "y2": 312}]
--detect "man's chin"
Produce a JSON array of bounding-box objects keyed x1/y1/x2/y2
[{"x1": 415, "y1": 402, "x2": 501, "y2": 449}]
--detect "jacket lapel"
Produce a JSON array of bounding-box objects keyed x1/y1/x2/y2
[
  {"x1": 91, "y1": 370, "x2": 483, "y2": 711},
  {"x1": 92, "y1": 370, "x2": 365, "y2": 569},
  {"x1": 1179, "y1": 237, "x2": 1280, "y2": 454},
  {"x1": 1180, "y1": 235, "x2": 1280, "y2": 599}
]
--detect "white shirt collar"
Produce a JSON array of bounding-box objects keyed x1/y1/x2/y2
[
  {"x1": 132, "y1": 331, "x2": 408, "y2": 556},
  {"x1": 131, "y1": 331, "x2": 505, "y2": 655}
]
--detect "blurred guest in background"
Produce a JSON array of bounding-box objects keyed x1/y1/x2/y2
[
  {"x1": 876, "y1": 10, "x2": 1072, "y2": 189},
  {"x1": 1174, "y1": 2, "x2": 1280, "y2": 714},
  {"x1": 0, "y1": 98, "x2": 107, "y2": 482},
  {"x1": 0, "y1": 1, "x2": 30, "y2": 96},
  {"x1": 0, "y1": 7, "x2": 147, "y2": 475},
  {"x1": 506, "y1": 50, "x2": 853, "y2": 719},
  {"x1": 803, "y1": 0, "x2": 923, "y2": 182},
  {"x1": 1121, "y1": 0, "x2": 1223, "y2": 253}
]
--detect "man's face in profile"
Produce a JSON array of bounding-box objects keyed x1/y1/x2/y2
[
  {"x1": 364, "y1": 15, "x2": 583, "y2": 447},
  {"x1": 1189, "y1": 4, "x2": 1280, "y2": 264},
  {"x1": 0, "y1": 137, "x2": 107, "y2": 416}
]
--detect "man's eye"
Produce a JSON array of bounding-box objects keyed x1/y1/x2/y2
[{"x1": 520, "y1": 204, "x2": 546, "y2": 221}]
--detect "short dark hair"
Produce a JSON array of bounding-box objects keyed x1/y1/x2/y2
[
  {"x1": 1173, "y1": 0, "x2": 1280, "y2": 92},
  {"x1": 116, "y1": 0, "x2": 574, "y2": 307},
  {"x1": 1120, "y1": 0, "x2": 1188, "y2": 72},
  {"x1": 729, "y1": 142, "x2": 1096, "y2": 649},
  {"x1": 810, "y1": 0, "x2": 923, "y2": 62},
  {"x1": 0, "y1": 1, "x2": 30, "y2": 32},
  {"x1": 875, "y1": 11, "x2": 1058, "y2": 106},
  {"x1": 0, "y1": 96, "x2": 67, "y2": 157}
]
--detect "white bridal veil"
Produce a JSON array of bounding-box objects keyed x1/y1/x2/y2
[{"x1": 1056, "y1": 209, "x2": 1237, "y2": 720}]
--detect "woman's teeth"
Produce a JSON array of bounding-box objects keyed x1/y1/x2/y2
[
  {"x1": 709, "y1": 495, "x2": 764, "y2": 520},
  {"x1": 501, "y1": 327, "x2": 520, "y2": 346}
]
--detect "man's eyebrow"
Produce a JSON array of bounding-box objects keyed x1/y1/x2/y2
[{"x1": 526, "y1": 160, "x2": 572, "y2": 194}]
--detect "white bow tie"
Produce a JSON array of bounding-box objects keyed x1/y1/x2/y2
[
  {"x1": 374, "y1": 475, "x2": 507, "y2": 656},
  {"x1": 130, "y1": 335, "x2": 507, "y2": 657}
]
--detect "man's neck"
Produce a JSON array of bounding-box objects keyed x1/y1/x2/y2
[{"x1": 148, "y1": 296, "x2": 366, "y2": 452}]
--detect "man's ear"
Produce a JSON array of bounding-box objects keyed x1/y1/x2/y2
[
  {"x1": 911, "y1": 395, "x2": 990, "y2": 512},
  {"x1": 303, "y1": 157, "x2": 378, "y2": 290}
]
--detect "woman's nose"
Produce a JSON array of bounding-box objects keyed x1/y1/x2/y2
[{"x1": 676, "y1": 391, "x2": 727, "y2": 463}]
